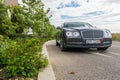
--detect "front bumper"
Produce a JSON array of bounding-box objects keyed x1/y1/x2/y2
[{"x1": 64, "y1": 38, "x2": 112, "y2": 48}]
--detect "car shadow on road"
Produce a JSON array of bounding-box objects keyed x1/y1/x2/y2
[
  {"x1": 49, "y1": 44, "x2": 108, "y2": 54},
  {"x1": 62, "y1": 48, "x2": 91, "y2": 54},
  {"x1": 61, "y1": 47, "x2": 108, "y2": 54}
]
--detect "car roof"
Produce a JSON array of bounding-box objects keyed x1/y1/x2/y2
[{"x1": 63, "y1": 22, "x2": 88, "y2": 24}]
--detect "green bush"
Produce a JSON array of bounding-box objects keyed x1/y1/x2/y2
[
  {"x1": 0, "y1": 37, "x2": 48, "y2": 78},
  {"x1": 0, "y1": 0, "x2": 55, "y2": 79}
]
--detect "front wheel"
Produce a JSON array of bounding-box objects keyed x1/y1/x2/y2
[
  {"x1": 56, "y1": 40, "x2": 59, "y2": 46},
  {"x1": 97, "y1": 47, "x2": 108, "y2": 50},
  {"x1": 60, "y1": 42, "x2": 67, "y2": 51}
]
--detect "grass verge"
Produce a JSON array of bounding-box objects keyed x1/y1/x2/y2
[{"x1": 112, "y1": 33, "x2": 120, "y2": 41}]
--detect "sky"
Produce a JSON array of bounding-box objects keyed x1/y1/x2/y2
[{"x1": 42, "y1": 0, "x2": 120, "y2": 33}]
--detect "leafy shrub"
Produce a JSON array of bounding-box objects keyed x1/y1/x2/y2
[
  {"x1": 0, "y1": 37, "x2": 48, "y2": 78},
  {"x1": 0, "y1": 0, "x2": 55, "y2": 79}
]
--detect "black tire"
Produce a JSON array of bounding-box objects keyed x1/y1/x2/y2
[
  {"x1": 97, "y1": 47, "x2": 108, "y2": 50},
  {"x1": 82, "y1": 48, "x2": 89, "y2": 50},
  {"x1": 56, "y1": 40, "x2": 59, "y2": 46},
  {"x1": 60, "y1": 41, "x2": 66, "y2": 51}
]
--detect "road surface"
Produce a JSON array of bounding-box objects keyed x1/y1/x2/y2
[{"x1": 46, "y1": 40, "x2": 120, "y2": 80}]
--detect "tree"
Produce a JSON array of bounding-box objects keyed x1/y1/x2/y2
[
  {"x1": 22, "y1": 0, "x2": 56, "y2": 38},
  {"x1": 10, "y1": 6, "x2": 26, "y2": 33},
  {"x1": 0, "y1": 2, "x2": 15, "y2": 35},
  {"x1": 0, "y1": 0, "x2": 56, "y2": 38}
]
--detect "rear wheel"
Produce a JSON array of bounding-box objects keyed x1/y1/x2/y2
[{"x1": 97, "y1": 47, "x2": 108, "y2": 50}]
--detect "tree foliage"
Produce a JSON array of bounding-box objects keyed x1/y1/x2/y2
[
  {"x1": 10, "y1": 6, "x2": 26, "y2": 33},
  {"x1": 0, "y1": 0, "x2": 56, "y2": 79},
  {"x1": 0, "y1": 3, "x2": 15, "y2": 35},
  {"x1": 0, "y1": 0, "x2": 56, "y2": 38},
  {"x1": 21, "y1": 0, "x2": 56, "y2": 38}
]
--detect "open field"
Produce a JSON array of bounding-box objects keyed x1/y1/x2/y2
[{"x1": 112, "y1": 33, "x2": 120, "y2": 41}]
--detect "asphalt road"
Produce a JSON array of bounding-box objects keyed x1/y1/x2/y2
[{"x1": 46, "y1": 40, "x2": 120, "y2": 80}]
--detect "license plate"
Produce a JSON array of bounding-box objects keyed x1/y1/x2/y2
[{"x1": 86, "y1": 40, "x2": 101, "y2": 44}]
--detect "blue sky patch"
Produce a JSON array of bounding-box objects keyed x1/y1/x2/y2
[
  {"x1": 83, "y1": 11, "x2": 104, "y2": 16},
  {"x1": 61, "y1": 15, "x2": 77, "y2": 19},
  {"x1": 61, "y1": 15, "x2": 85, "y2": 19},
  {"x1": 60, "y1": 11, "x2": 104, "y2": 19},
  {"x1": 57, "y1": 1, "x2": 80, "y2": 9}
]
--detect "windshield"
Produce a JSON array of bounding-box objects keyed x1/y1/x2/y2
[{"x1": 63, "y1": 22, "x2": 93, "y2": 28}]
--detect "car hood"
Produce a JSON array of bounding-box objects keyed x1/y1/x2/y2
[{"x1": 63, "y1": 27, "x2": 103, "y2": 31}]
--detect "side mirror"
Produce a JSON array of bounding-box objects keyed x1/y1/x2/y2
[
  {"x1": 93, "y1": 26, "x2": 97, "y2": 28},
  {"x1": 56, "y1": 26, "x2": 61, "y2": 30}
]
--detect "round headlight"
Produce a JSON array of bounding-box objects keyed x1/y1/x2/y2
[
  {"x1": 73, "y1": 32, "x2": 80, "y2": 37},
  {"x1": 104, "y1": 31, "x2": 112, "y2": 38},
  {"x1": 66, "y1": 32, "x2": 72, "y2": 37}
]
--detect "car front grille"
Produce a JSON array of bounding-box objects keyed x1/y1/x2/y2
[{"x1": 82, "y1": 30, "x2": 103, "y2": 39}]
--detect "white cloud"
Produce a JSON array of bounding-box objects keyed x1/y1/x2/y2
[
  {"x1": 107, "y1": 0, "x2": 120, "y2": 3},
  {"x1": 43, "y1": 0, "x2": 120, "y2": 33}
]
